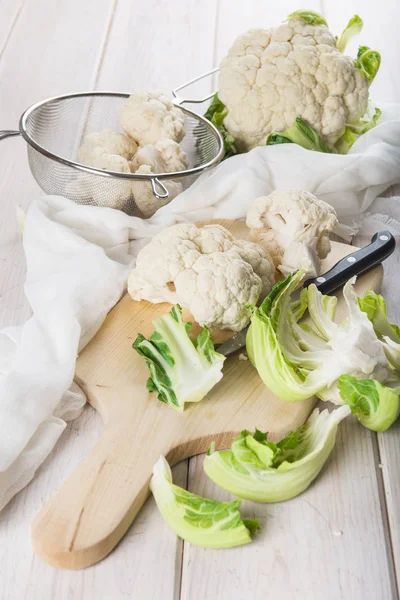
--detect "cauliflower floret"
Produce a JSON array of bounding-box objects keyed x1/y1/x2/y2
[
  {"x1": 128, "y1": 222, "x2": 275, "y2": 330},
  {"x1": 132, "y1": 165, "x2": 182, "y2": 218},
  {"x1": 78, "y1": 129, "x2": 138, "y2": 172},
  {"x1": 119, "y1": 92, "x2": 185, "y2": 145},
  {"x1": 219, "y1": 17, "x2": 371, "y2": 151},
  {"x1": 130, "y1": 139, "x2": 188, "y2": 174},
  {"x1": 246, "y1": 189, "x2": 338, "y2": 277},
  {"x1": 175, "y1": 251, "x2": 262, "y2": 331}
]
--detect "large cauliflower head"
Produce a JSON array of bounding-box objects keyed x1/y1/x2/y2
[
  {"x1": 128, "y1": 223, "x2": 275, "y2": 331},
  {"x1": 78, "y1": 129, "x2": 137, "y2": 172},
  {"x1": 219, "y1": 17, "x2": 370, "y2": 151},
  {"x1": 246, "y1": 189, "x2": 338, "y2": 277},
  {"x1": 119, "y1": 92, "x2": 186, "y2": 145}
]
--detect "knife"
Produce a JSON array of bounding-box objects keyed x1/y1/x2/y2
[{"x1": 217, "y1": 230, "x2": 396, "y2": 357}]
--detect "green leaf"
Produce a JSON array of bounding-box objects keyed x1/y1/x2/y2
[
  {"x1": 335, "y1": 108, "x2": 381, "y2": 154},
  {"x1": 204, "y1": 406, "x2": 350, "y2": 502},
  {"x1": 204, "y1": 93, "x2": 237, "y2": 159},
  {"x1": 267, "y1": 117, "x2": 330, "y2": 153},
  {"x1": 133, "y1": 304, "x2": 225, "y2": 411},
  {"x1": 355, "y1": 46, "x2": 381, "y2": 82},
  {"x1": 338, "y1": 375, "x2": 400, "y2": 431},
  {"x1": 286, "y1": 10, "x2": 328, "y2": 26},
  {"x1": 337, "y1": 15, "x2": 363, "y2": 53},
  {"x1": 150, "y1": 456, "x2": 258, "y2": 548},
  {"x1": 358, "y1": 290, "x2": 400, "y2": 343}
]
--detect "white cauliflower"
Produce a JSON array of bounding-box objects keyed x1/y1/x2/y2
[
  {"x1": 132, "y1": 165, "x2": 182, "y2": 218},
  {"x1": 130, "y1": 139, "x2": 188, "y2": 174},
  {"x1": 128, "y1": 222, "x2": 275, "y2": 330},
  {"x1": 218, "y1": 12, "x2": 376, "y2": 151},
  {"x1": 119, "y1": 92, "x2": 185, "y2": 145},
  {"x1": 78, "y1": 129, "x2": 137, "y2": 172},
  {"x1": 65, "y1": 174, "x2": 133, "y2": 211},
  {"x1": 246, "y1": 189, "x2": 338, "y2": 277}
]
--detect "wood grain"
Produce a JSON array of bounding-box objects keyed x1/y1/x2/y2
[{"x1": 31, "y1": 220, "x2": 383, "y2": 570}]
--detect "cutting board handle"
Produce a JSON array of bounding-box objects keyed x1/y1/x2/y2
[{"x1": 32, "y1": 416, "x2": 169, "y2": 570}]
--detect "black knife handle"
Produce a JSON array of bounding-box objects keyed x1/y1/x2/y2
[{"x1": 303, "y1": 231, "x2": 396, "y2": 295}]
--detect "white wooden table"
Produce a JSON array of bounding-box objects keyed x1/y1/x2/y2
[{"x1": 0, "y1": 1, "x2": 399, "y2": 598}]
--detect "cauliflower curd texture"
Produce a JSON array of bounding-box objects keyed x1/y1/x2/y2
[
  {"x1": 246, "y1": 189, "x2": 338, "y2": 277},
  {"x1": 128, "y1": 223, "x2": 275, "y2": 331},
  {"x1": 219, "y1": 18, "x2": 369, "y2": 151}
]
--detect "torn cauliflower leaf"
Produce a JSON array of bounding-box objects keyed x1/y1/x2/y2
[
  {"x1": 246, "y1": 189, "x2": 338, "y2": 277},
  {"x1": 128, "y1": 223, "x2": 275, "y2": 331}
]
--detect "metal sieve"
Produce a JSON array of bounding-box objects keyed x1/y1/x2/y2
[{"x1": 0, "y1": 74, "x2": 223, "y2": 218}]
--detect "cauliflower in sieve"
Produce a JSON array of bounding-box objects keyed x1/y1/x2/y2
[
  {"x1": 246, "y1": 189, "x2": 338, "y2": 277},
  {"x1": 132, "y1": 165, "x2": 182, "y2": 218},
  {"x1": 128, "y1": 222, "x2": 275, "y2": 330},
  {"x1": 130, "y1": 139, "x2": 188, "y2": 174},
  {"x1": 218, "y1": 11, "x2": 380, "y2": 151},
  {"x1": 119, "y1": 92, "x2": 185, "y2": 146},
  {"x1": 78, "y1": 129, "x2": 138, "y2": 172}
]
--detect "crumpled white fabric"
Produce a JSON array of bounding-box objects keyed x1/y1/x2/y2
[{"x1": 1, "y1": 102, "x2": 400, "y2": 511}]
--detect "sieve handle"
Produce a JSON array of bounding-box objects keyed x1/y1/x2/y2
[
  {"x1": 0, "y1": 130, "x2": 21, "y2": 142},
  {"x1": 172, "y1": 67, "x2": 218, "y2": 106},
  {"x1": 150, "y1": 177, "x2": 169, "y2": 199}
]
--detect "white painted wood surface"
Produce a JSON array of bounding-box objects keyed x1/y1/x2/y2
[{"x1": 0, "y1": 0, "x2": 399, "y2": 598}]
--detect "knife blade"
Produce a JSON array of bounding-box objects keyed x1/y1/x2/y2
[{"x1": 217, "y1": 230, "x2": 396, "y2": 357}]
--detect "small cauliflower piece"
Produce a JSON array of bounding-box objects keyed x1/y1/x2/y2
[
  {"x1": 246, "y1": 189, "x2": 338, "y2": 277},
  {"x1": 78, "y1": 129, "x2": 137, "y2": 172},
  {"x1": 119, "y1": 92, "x2": 185, "y2": 145},
  {"x1": 132, "y1": 165, "x2": 182, "y2": 218},
  {"x1": 65, "y1": 173, "x2": 133, "y2": 211},
  {"x1": 130, "y1": 139, "x2": 188, "y2": 174},
  {"x1": 128, "y1": 222, "x2": 275, "y2": 331}
]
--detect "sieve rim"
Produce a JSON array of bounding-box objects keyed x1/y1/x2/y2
[{"x1": 19, "y1": 91, "x2": 225, "y2": 180}]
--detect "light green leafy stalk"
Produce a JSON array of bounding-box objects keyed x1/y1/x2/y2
[
  {"x1": 204, "y1": 93, "x2": 237, "y2": 158},
  {"x1": 356, "y1": 45, "x2": 381, "y2": 82},
  {"x1": 266, "y1": 117, "x2": 330, "y2": 153},
  {"x1": 133, "y1": 304, "x2": 225, "y2": 411},
  {"x1": 338, "y1": 375, "x2": 400, "y2": 431},
  {"x1": 246, "y1": 271, "x2": 393, "y2": 406},
  {"x1": 150, "y1": 456, "x2": 259, "y2": 548},
  {"x1": 286, "y1": 10, "x2": 328, "y2": 26},
  {"x1": 204, "y1": 406, "x2": 350, "y2": 502},
  {"x1": 335, "y1": 108, "x2": 381, "y2": 154},
  {"x1": 337, "y1": 15, "x2": 363, "y2": 53},
  {"x1": 358, "y1": 290, "x2": 400, "y2": 343}
]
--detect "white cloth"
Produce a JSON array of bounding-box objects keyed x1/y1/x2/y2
[{"x1": 1, "y1": 103, "x2": 400, "y2": 511}]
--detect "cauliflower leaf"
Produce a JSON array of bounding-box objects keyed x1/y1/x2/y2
[
  {"x1": 133, "y1": 304, "x2": 225, "y2": 411},
  {"x1": 204, "y1": 93, "x2": 237, "y2": 158},
  {"x1": 267, "y1": 117, "x2": 330, "y2": 153},
  {"x1": 336, "y1": 15, "x2": 363, "y2": 53},
  {"x1": 204, "y1": 405, "x2": 350, "y2": 502},
  {"x1": 150, "y1": 455, "x2": 259, "y2": 548}
]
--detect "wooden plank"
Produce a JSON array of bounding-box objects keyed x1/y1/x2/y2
[
  {"x1": 0, "y1": 0, "x2": 24, "y2": 57},
  {"x1": 181, "y1": 415, "x2": 395, "y2": 600},
  {"x1": 0, "y1": 405, "x2": 188, "y2": 600},
  {"x1": 0, "y1": 0, "x2": 116, "y2": 329}
]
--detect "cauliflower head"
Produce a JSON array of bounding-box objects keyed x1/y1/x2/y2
[
  {"x1": 132, "y1": 165, "x2": 182, "y2": 218},
  {"x1": 128, "y1": 222, "x2": 275, "y2": 330},
  {"x1": 119, "y1": 92, "x2": 185, "y2": 145},
  {"x1": 246, "y1": 189, "x2": 338, "y2": 277},
  {"x1": 219, "y1": 15, "x2": 372, "y2": 151},
  {"x1": 78, "y1": 129, "x2": 137, "y2": 172},
  {"x1": 130, "y1": 139, "x2": 188, "y2": 174}
]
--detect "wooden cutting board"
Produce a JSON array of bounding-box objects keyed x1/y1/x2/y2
[{"x1": 31, "y1": 220, "x2": 383, "y2": 570}]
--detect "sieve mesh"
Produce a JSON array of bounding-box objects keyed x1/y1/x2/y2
[{"x1": 21, "y1": 93, "x2": 223, "y2": 218}]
